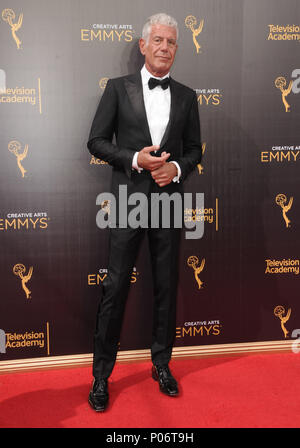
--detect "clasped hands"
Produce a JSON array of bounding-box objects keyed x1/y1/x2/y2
[{"x1": 137, "y1": 145, "x2": 177, "y2": 187}]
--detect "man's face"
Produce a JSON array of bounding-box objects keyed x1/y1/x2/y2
[{"x1": 139, "y1": 24, "x2": 178, "y2": 77}]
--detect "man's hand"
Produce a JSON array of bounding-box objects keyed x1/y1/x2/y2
[
  {"x1": 137, "y1": 146, "x2": 170, "y2": 171},
  {"x1": 151, "y1": 163, "x2": 177, "y2": 187}
]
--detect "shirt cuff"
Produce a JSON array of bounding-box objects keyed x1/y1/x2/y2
[
  {"x1": 132, "y1": 152, "x2": 143, "y2": 173},
  {"x1": 170, "y1": 161, "x2": 181, "y2": 183}
]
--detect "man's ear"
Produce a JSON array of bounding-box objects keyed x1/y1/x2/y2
[{"x1": 139, "y1": 38, "x2": 146, "y2": 55}]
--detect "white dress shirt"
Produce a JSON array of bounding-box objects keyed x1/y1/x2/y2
[{"x1": 132, "y1": 65, "x2": 181, "y2": 182}]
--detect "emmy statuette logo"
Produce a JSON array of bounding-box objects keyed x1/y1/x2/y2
[
  {"x1": 2, "y1": 9, "x2": 23, "y2": 49},
  {"x1": 274, "y1": 305, "x2": 291, "y2": 338},
  {"x1": 100, "y1": 200, "x2": 110, "y2": 215},
  {"x1": 8, "y1": 140, "x2": 28, "y2": 178},
  {"x1": 275, "y1": 76, "x2": 293, "y2": 112},
  {"x1": 197, "y1": 143, "x2": 206, "y2": 174},
  {"x1": 275, "y1": 194, "x2": 293, "y2": 228},
  {"x1": 187, "y1": 256, "x2": 205, "y2": 290},
  {"x1": 185, "y1": 15, "x2": 204, "y2": 54},
  {"x1": 13, "y1": 264, "x2": 33, "y2": 299}
]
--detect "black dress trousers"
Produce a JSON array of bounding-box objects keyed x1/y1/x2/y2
[{"x1": 92, "y1": 179, "x2": 182, "y2": 379}]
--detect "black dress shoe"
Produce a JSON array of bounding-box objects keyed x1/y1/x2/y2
[
  {"x1": 152, "y1": 365, "x2": 179, "y2": 396},
  {"x1": 88, "y1": 378, "x2": 109, "y2": 412}
]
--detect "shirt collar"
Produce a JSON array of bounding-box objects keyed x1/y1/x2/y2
[{"x1": 141, "y1": 64, "x2": 170, "y2": 86}]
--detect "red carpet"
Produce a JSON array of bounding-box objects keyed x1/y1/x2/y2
[{"x1": 0, "y1": 353, "x2": 300, "y2": 428}]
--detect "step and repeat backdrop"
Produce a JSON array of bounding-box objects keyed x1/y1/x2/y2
[{"x1": 0, "y1": 0, "x2": 299, "y2": 361}]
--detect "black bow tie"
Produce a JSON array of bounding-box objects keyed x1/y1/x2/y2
[{"x1": 148, "y1": 77, "x2": 170, "y2": 90}]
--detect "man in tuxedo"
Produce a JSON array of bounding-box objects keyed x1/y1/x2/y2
[{"x1": 87, "y1": 13, "x2": 202, "y2": 412}]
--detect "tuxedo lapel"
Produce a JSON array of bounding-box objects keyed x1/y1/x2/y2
[
  {"x1": 124, "y1": 73, "x2": 152, "y2": 144},
  {"x1": 159, "y1": 77, "x2": 182, "y2": 150}
]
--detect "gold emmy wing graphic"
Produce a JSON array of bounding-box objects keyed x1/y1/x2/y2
[
  {"x1": 197, "y1": 142, "x2": 206, "y2": 174},
  {"x1": 275, "y1": 76, "x2": 293, "y2": 112},
  {"x1": 2, "y1": 9, "x2": 23, "y2": 49},
  {"x1": 187, "y1": 256, "x2": 205, "y2": 289},
  {"x1": 275, "y1": 193, "x2": 293, "y2": 228},
  {"x1": 13, "y1": 263, "x2": 33, "y2": 299},
  {"x1": 8, "y1": 140, "x2": 28, "y2": 178},
  {"x1": 185, "y1": 15, "x2": 204, "y2": 54},
  {"x1": 274, "y1": 305, "x2": 291, "y2": 338}
]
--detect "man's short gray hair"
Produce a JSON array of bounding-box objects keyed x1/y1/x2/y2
[{"x1": 142, "y1": 13, "x2": 178, "y2": 44}]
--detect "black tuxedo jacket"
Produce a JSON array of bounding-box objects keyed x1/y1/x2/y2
[{"x1": 87, "y1": 72, "x2": 202, "y2": 198}]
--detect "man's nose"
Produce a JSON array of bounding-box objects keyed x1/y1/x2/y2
[{"x1": 160, "y1": 39, "x2": 168, "y2": 51}]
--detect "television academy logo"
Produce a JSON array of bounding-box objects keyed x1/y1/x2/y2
[
  {"x1": 2, "y1": 8, "x2": 23, "y2": 49},
  {"x1": 274, "y1": 305, "x2": 291, "y2": 338},
  {"x1": 274, "y1": 69, "x2": 300, "y2": 112},
  {"x1": 0, "y1": 72, "x2": 42, "y2": 114},
  {"x1": 265, "y1": 258, "x2": 299, "y2": 275},
  {"x1": 90, "y1": 156, "x2": 108, "y2": 166},
  {"x1": 4, "y1": 323, "x2": 50, "y2": 354},
  {"x1": 267, "y1": 24, "x2": 300, "y2": 42},
  {"x1": 184, "y1": 197, "x2": 219, "y2": 232},
  {"x1": 185, "y1": 15, "x2": 204, "y2": 54}
]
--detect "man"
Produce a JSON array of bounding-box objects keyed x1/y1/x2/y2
[{"x1": 87, "y1": 13, "x2": 201, "y2": 412}]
